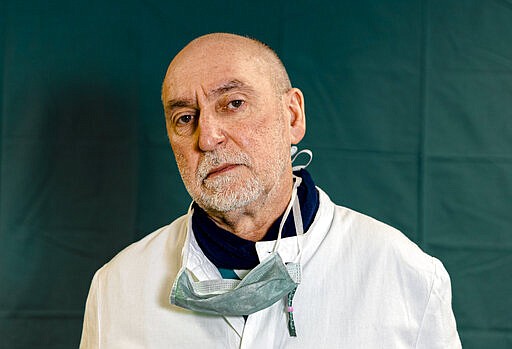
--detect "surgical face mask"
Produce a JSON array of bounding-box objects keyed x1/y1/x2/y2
[{"x1": 171, "y1": 251, "x2": 300, "y2": 316}]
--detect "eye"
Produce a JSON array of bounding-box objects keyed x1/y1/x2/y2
[
  {"x1": 227, "y1": 99, "x2": 244, "y2": 110},
  {"x1": 176, "y1": 114, "x2": 195, "y2": 125},
  {"x1": 171, "y1": 113, "x2": 197, "y2": 136}
]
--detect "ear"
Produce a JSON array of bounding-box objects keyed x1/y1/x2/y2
[{"x1": 286, "y1": 88, "x2": 306, "y2": 144}]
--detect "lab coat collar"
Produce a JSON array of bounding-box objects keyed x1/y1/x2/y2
[{"x1": 179, "y1": 188, "x2": 334, "y2": 281}]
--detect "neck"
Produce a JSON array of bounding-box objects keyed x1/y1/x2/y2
[{"x1": 202, "y1": 174, "x2": 294, "y2": 242}]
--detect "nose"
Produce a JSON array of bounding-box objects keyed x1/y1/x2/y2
[{"x1": 197, "y1": 113, "x2": 226, "y2": 151}]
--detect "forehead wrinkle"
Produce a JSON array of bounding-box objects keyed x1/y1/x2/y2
[{"x1": 207, "y1": 79, "x2": 256, "y2": 100}]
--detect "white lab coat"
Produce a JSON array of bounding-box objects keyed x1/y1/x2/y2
[{"x1": 80, "y1": 188, "x2": 461, "y2": 348}]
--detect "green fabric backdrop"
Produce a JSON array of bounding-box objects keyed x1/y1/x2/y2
[{"x1": 1, "y1": 1, "x2": 511, "y2": 348}]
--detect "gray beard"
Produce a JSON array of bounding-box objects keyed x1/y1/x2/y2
[
  {"x1": 179, "y1": 142, "x2": 287, "y2": 213},
  {"x1": 197, "y1": 172, "x2": 264, "y2": 212},
  {"x1": 181, "y1": 149, "x2": 265, "y2": 212}
]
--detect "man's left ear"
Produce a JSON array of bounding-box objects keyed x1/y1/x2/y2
[{"x1": 286, "y1": 88, "x2": 306, "y2": 144}]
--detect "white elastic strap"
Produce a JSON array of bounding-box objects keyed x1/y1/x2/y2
[
  {"x1": 291, "y1": 148, "x2": 313, "y2": 171},
  {"x1": 273, "y1": 177, "x2": 301, "y2": 253},
  {"x1": 292, "y1": 191, "x2": 304, "y2": 237},
  {"x1": 291, "y1": 189, "x2": 305, "y2": 259}
]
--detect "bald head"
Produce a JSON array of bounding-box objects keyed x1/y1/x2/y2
[{"x1": 162, "y1": 33, "x2": 291, "y2": 102}]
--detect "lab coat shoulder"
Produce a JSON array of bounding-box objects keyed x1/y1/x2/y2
[
  {"x1": 415, "y1": 258, "x2": 462, "y2": 348},
  {"x1": 301, "y1": 188, "x2": 461, "y2": 348},
  {"x1": 102, "y1": 214, "x2": 188, "y2": 273},
  {"x1": 90, "y1": 215, "x2": 188, "y2": 294},
  {"x1": 330, "y1": 200, "x2": 437, "y2": 280},
  {"x1": 80, "y1": 215, "x2": 189, "y2": 349}
]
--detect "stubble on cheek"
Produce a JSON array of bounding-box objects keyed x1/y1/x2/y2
[{"x1": 173, "y1": 152, "x2": 198, "y2": 195}]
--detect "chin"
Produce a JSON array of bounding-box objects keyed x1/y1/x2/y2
[{"x1": 196, "y1": 180, "x2": 264, "y2": 213}]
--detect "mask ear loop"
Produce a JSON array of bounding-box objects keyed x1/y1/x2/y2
[
  {"x1": 290, "y1": 145, "x2": 312, "y2": 260},
  {"x1": 291, "y1": 148, "x2": 313, "y2": 172},
  {"x1": 291, "y1": 181, "x2": 304, "y2": 259},
  {"x1": 273, "y1": 172, "x2": 304, "y2": 337},
  {"x1": 273, "y1": 177, "x2": 301, "y2": 253},
  {"x1": 286, "y1": 176, "x2": 304, "y2": 337}
]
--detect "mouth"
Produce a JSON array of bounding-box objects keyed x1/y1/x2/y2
[{"x1": 205, "y1": 163, "x2": 240, "y2": 179}]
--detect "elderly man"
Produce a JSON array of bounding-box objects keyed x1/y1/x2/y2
[{"x1": 80, "y1": 33, "x2": 461, "y2": 348}]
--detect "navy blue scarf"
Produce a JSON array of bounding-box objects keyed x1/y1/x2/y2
[{"x1": 192, "y1": 169, "x2": 319, "y2": 270}]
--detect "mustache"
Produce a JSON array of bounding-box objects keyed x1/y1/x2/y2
[{"x1": 197, "y1": 150, "x2": 251, "y2": 180}]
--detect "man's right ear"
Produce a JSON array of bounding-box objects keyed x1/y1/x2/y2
[{"x1": 287, "y1": 88, "x2": 306, "y2": 144}]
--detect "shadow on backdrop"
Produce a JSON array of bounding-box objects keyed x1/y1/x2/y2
[{"x1": 0, "y1": 79, "x2": 138, "y2": 347}]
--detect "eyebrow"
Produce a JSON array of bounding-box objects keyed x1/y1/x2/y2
[
  {"x1": 165, "y1": 79, "x2": 255, "y2": 112},
  {"x1": 165, "y1": 98, "x2": 195, "y2": 111}
]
